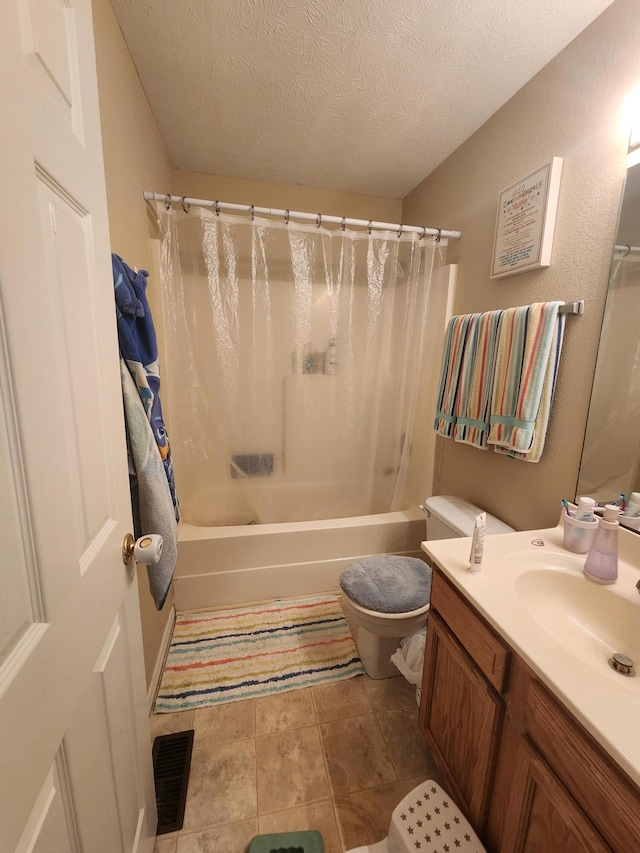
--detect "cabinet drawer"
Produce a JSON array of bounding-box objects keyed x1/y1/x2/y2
[
  {"x1": 431, "y1": 569, "x2": 510, "y2": 693},
  {"x1": 524, "y1": 676, "x2": 640, "y2": 853}
]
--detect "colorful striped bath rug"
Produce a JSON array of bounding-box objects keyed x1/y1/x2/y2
[{"x1": 154, "y1": 595, "x2": 364, "y2": 712}]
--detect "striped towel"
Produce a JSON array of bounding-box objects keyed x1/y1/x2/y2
[
  {"x1": 453, "y1": 310, "x2": 503, "y2": 449},
  {"x1": 488, "y1": 301, "x2": 565, "y2": 460},
  {"x1": 434, "y1": 314, "x2": 473, "y2": 437}
]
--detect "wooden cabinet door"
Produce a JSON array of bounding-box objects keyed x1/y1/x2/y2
[
  {"x1": 501, "y1": 738, "x2": 610, "y2": 853},
  {"x1": 420, "y1": 611, "x2": 503, "y2": 830}
]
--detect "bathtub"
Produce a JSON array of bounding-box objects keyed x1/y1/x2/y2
[
  {"x1": 176, "y1": 477, "x2": 397, "y2": 527},
  {"x1": 173, "y1": 507, "x2": 427, "y2": 611}
]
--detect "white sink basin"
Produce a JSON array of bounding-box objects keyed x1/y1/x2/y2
[{"x1": 515, "y1": 567, "x2": 640, "y2": 676}]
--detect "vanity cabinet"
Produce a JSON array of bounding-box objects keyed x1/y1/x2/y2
[
  {"x1": 497, "y1": 735, "x2": 609, "y2": 852},
  {"x1": 419, "y1": 568, "x2": 640, "y2": 853},
  {"x1": 419, "y1": 584, "x2": 508, "y2": 828}
]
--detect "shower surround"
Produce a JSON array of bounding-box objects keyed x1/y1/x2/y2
[{"x1": 157, "y1": 205, "x2": 454, "y2": 607}]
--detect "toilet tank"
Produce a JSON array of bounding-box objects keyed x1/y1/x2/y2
[{"x1": 424, "y1": 495, "x2": 514, "y2": 539}]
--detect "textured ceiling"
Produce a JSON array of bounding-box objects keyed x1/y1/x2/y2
[{"x1": 111, "y1": 0, "x2": 614, "y2": 198}]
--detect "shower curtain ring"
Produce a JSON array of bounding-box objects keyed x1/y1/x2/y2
[
  {"x1": 181, "y1": 197, "x2": 190, "y2": 213},
  {"x1": 397, "y1": 224, "x2": 403, "y2": 238},
  {"x1": 284, "y1": 209, "x2": 290, "y2": 225},
  {"x1": 436, "y1": 228, "x2": 442, "y2": 243},
  {"x1": 214, "y1": 200, "x2": 220, "y2": 216},
  {"x1": 316, "y1": 213, "x2": 322, "y2": 228},
  {"x1": 164, "y1": 194, "x2": 172, "y2": 210},
  {"x1": 368, "y1": 221, "x2": 372, "y2": 235},
  {"x1": 250, "y1": 204, "x2": 255, "y2": 221},
  {"x1": 420, "y1": 226, "x2": 427, "y2": 240},
  {"x1": 623, "y1": 244, "x2": 631, "y2": 257},
  {"x1": 341, "y1": 217, "x2": 346, "y2": 232}
]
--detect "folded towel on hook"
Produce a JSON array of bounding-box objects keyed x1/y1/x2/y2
[
  {"x1": 434, "y1": 313, "x2": 473, "y2": 437},
  {"x1": 488, "y1": 301, "x2": 565, "y2": 462},
  {"x1": 453, "y1": 310, "x2": 503, "y2": 449}
]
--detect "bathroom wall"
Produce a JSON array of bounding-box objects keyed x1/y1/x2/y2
[
  {"x1": 403, "y1": 0, "x2": 640, "y2": 531},
  {"x1": 173, "y1": 170, "x2": 402, "y2": 223},
  {"x1": 92, "y1": 0, "x2": 176, "y2": 689}
]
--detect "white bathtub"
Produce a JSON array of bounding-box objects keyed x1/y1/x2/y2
[
  {"x1": 174, "y1": 507, "x2": 427, "y2": 611},
  {"x1": 176, "y1": 477, "x2": 397, "y2": 527}
]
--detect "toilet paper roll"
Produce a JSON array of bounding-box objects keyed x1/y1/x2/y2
[{"x1": 134, "y1": 534, "x2": 164, "y2": 565}]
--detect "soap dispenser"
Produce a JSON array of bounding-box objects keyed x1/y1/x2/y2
[{"x1": 583, "y1": 504, "x2": 619, "y2": 584}]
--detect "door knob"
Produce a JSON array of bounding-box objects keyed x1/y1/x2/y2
[{"x1": 122, "y1": 533, "x2": 164, "y2": 565}]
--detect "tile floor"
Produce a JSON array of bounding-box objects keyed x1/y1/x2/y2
[{"x1": 150, "y1": 598, "x2": 444, "y2": 853}]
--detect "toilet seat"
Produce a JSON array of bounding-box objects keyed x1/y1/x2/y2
[
  {"x1": 341, "y1": 593, "x2": 430, "y2": 636},
  {"x1": 340, "y1": 556, "x2": 431, "y2": 613}
]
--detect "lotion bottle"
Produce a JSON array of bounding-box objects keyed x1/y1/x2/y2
[
  {"x1": 583, "y1": 504, "x2": 619, "y2": 584},
  {"x1": 469, "y1": 512, "x2": 486, "y2": 574}
]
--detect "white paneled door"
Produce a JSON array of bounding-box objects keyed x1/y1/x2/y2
[{"x1": 0, "y1": 1, "x2": 156, "y2": 851}]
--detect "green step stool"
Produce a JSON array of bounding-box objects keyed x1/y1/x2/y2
[{"x1": 248, "y1": 830, "x2": 324, "y2": 853}]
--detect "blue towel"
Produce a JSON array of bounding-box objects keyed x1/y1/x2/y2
[
  {"x1": 340, "y1": 556, "x2": 432, "y2": 614},
  {"x1": 113, "y1": 255, "x2": 178, "y2": 609}
]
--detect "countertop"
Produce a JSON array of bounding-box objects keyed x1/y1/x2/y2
[{"x1": 422, "y1": 523, "x2": 640, "y2": 789}]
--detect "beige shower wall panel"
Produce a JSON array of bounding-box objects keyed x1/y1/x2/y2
[{"x1": 402, "y1": 0, "x2": 640, "y2": 532}]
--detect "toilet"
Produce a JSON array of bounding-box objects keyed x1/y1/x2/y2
[{"x1": 340, "y1": 495, "x2": 514, "y2": 679}]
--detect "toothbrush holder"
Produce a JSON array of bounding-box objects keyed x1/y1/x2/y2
[{"x1": 563, "y1": 512, "x2": 598, "y2": 554}]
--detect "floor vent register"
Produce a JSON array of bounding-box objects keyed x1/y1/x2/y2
[{"x1": 152, "y1": 729, "x2": 194, "y2": 835}]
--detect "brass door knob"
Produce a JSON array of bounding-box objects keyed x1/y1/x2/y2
[
  {"x1": 122, "y1": 533, "x2": 136, "y2": 564},
  {"x1": 121, "y1": 533, "x2": 164, "y2": 565}
]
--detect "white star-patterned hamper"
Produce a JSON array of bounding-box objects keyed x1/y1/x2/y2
[{"x1": 345, "y1": 780, "x2": 486, "y2": 853}]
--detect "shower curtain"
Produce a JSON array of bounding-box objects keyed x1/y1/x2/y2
[{"x1": 157, "y1": 206, "x2": 447, "y2": 525}]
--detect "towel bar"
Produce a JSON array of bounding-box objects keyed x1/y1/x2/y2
[{"x1": 559, "y1": 300, "x2": 584, "y2": 314}]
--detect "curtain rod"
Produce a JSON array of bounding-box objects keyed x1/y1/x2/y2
[
  {"x1": 615, "y1": 244, "x2": 640, "y2": 255},
  {"x1": 143, "y1": 191, "x2": 462, "y2": 240}
]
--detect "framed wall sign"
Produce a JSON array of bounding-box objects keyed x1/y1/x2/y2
[{"x1": 490, "y1": 157, "x2": 563, "y2": 279}]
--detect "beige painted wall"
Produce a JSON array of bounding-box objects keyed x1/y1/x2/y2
[
  {"x1": 173, "y1": 170, "x2": 402, "y2": 222},
  {"x1": 93, "y1": 0, "x2": 175, "y2": 689},
  {"x1": 403, "y1": 0, "x2": 639, "y2": 531}
]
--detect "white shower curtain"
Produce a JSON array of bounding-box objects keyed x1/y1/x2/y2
[{"x1": 157, "y1": 206, "x2": 447, "y2": 525}]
